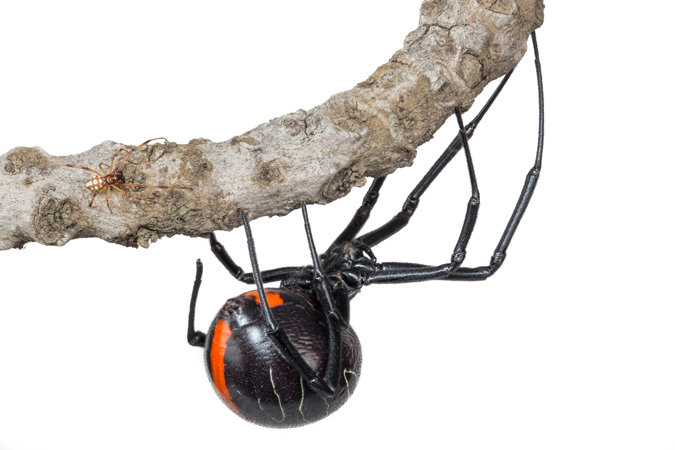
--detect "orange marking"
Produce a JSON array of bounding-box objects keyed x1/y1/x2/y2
[
  {"x1": 210, "y1": 319, "x2": 243, "y2": 418},
  {"x1": 242, "y1": 289, "x2": 284, "y2": 307}
]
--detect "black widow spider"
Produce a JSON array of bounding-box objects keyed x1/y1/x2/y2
[{"x1": 187, "y1": 32, "x2": 543, "y2": 428}]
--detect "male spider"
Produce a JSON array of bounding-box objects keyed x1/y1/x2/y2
[
  {"x1": 187, "y1": 32, "x2": 543, "y2": 428},
  {"x1": 45, "y1": 138, "x2": 191, "y2": 213}
]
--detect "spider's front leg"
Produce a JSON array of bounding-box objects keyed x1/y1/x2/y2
[
  {"x1": 240, "y1": 207, "x2": 345, "y2": 397},
  {"x1": 364, "y1": 105, "x2": 482, "y2": 284},
  {"x1": 209, "y1": 67, "x2": 512, "y2": 286},
  {"x1": 44, "y1": 163, "x2": 104, "y2": 177},
  {"x1": 367, "y1": 31, "x2": 544, "y2": 285},
  {"x1": 350, "y1": 68, "x2": 514, "y2": 250},
  {"x1": 112, "y1": 137, "x2": 166, "y2": 172}
]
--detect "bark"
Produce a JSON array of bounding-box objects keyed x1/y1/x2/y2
[{"x1": 0, "y1": 0, "x2": 544, "y2": 251}]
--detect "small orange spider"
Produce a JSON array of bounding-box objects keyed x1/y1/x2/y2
[{"x1": 46, "y1": 138, "x2": 191, "y2": 213}]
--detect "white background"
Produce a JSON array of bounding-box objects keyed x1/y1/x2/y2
[{"x1": 1, "y1": 1, "x2": 673, "y2": 449}]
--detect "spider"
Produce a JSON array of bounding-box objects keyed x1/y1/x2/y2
[
  {"x1": 187, "y1": 32, "x2": 543, "y2": 428},
  {"x1": 45, "y1": 138, "x2": 191, "y2": 213}
]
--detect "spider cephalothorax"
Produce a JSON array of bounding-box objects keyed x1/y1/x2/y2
[
  {"x1": 187, "y1": 32, "x2": 543, "y2": 429},
  {"x1": 280, "y1": 241, "x2": 379, "y2": 300}
]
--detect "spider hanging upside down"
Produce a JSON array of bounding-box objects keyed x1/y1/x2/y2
[
  {"x1": 45, "y1": 138, "x2": 191, "y2": 213},
  {"x1": 187, "y1": 33, "x2": 543, "y2": 428}
]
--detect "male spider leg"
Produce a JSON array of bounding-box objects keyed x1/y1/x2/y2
[
  {"x1": 108, "y1": 147, "x2": 132, "y2": 174},
  {"x1": 104, "y1": 186, "x2": 114, "y2": 214},
  {"x1": 110, "y1": 185, "x2": 156, "y2": 203},
  {"x1": 113, "y1": 137, "x2": 167, "y2": 172},
  {"x1": 187, "y1": 259, "x2": 207, "y2": 347},
  {"x1": 89, "y1": 188, "x2": 106, "y2": 208},
  {"x1": 241, "y1": 210, "x2": 340, "y2": 398},
  {"x1": 209, "y1": 232, "x2": 302, "y2": 285},
  {"x1": 356, "y1": 69, "x2": 514, "y2": 249},
  {"x1": 118, "y1": 182, "x2": 191, "y2": 190},
  {"x1": 366, "y1": 31, "x2": 544, "y2": 285},
  {"x1": 45, "y1": 164, "x2": 104, "y2": 177}
]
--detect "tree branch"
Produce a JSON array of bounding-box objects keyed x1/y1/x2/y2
[{"x1": 0, "y1": 0, "x2": 544, "y2": 251}]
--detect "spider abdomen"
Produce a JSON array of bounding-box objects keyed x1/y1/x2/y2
[
  {"x1": 84, "y1": 172, "x2": 125, "y2": 191},
  {"x1": 84, "y1": 176, "x2": 105, "y2": 191},
  {"x1": 204, "y1": 288, "x2": 362, "y2": 428}
]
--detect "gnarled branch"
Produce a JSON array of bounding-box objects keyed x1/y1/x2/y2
[{"x1": 0, "y1": 0, "x2": 544, "y2": 251}]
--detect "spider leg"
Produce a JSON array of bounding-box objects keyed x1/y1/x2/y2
[
  {"x1": 365, "y1": 106, "x2": 482, "y2": 271},
  {"x1": 187, "y1": 259, "x2": 207, "y2": 347},
  {"x1": 446, "y1": 106, "x2": 480, "y2": 269},
  {"x1": 113, "y1": 137, "x2": 167, "y2": 172},
  {"x1": 88, "y1": 187, "x2": 106, "y2": 208},
  {"x1": 300, "y1": 202, "x2": 345, "y2": 389},
  {"x1": 45, "y1": 164, "x2": 104, "y2": 177},
  {"x1": 110, "y1": 185, "x2": 156, "y2": 203},
  {"x1": 118, "y1": 182, "x2": 191, "y2": 190},
  {"x1": 108, "y1": 148, "x2": 130, "y2": 174},
  {"x1": 105, "y1": 187, "x2": 114, "y2": 214},
  {"x1": 241, "y1": 208, "x2": 342, "y2": 398},
  {"x1": 207, "y1": 74, "x2": 500, "y2": 287},
  {"x1": 326, "y1": 177, "x2": 386, "y2": 252},
  {"x1": 209, "y1": 232, "x2": 302, "y2": 284},
  {"x1": 366, "y1": 31, "x2": 544, "y2": 285},
  {"x1": 353, "y1": 68, "x2": 514, "y2": 249}
]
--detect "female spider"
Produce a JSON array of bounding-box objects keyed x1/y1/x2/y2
[
  {"x1": 45, "y1": 138, "x2": 191, "y2": 213},
  {"x1": 187, "y1": 32, "x2": 543, "y2": 428}
]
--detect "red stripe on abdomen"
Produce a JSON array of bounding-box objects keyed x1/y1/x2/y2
[
  {"x1": 209, "y1": 319, "x2": 242, "y2": 417},
  {"x1": 242, "y1": 289, "x2": 284, "y2": 307}
]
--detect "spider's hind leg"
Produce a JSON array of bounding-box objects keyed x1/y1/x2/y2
[
  {"x1": 208, "y1": 232, "x2": 303, "y2": 285},
  {"x1": 88, "y1": 188, "x2": 106, "y2": 208},
  {"x1": 111, "y1": 185, "x2": 155, "y2": 202}
]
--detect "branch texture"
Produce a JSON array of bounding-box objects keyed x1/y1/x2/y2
[{"x1": 0, "y1": 0, "x2": 544, "y2": 251}]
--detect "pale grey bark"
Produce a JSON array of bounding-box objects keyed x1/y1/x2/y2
[{"x1": 0, "y1": 0, "x2": 544, "y2": 250}]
